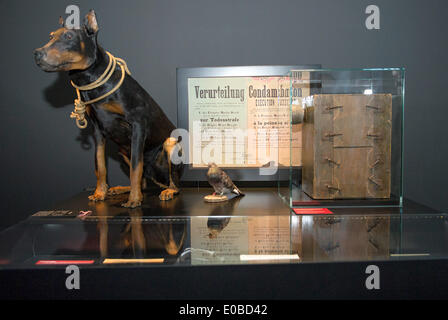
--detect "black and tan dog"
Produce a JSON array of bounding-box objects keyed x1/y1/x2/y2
[{"x1": 34, "y1": 10, "x2": 183, "y2": 208}]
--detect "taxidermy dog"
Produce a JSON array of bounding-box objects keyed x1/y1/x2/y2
[{"x1": 34, "y1": 10, "x2": 183, "y2": 208}]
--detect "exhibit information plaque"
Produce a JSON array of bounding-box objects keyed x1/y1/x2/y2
[{"x1": 188, "y1": 75, "x2": 309, "y2": 168}]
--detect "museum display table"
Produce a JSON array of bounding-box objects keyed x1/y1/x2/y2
[{"x1": 0, "y1": 188, "x2": 447, "y2": 299}]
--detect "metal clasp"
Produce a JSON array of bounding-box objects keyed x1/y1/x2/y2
[
  {"x1": 367, "y1": 132, "x2": 381, "y2": 139},
  {"x1": 368, "y1": 175, "x2": 383, "y2": 189},
  {"x1": 325, "y1": 105, "x2": 343, "y2": 111},
  {"x1": 366, "y1": 105, "x2": 382, "y2": 112},
  {"x1": 370, "y1": 159, "x2": 382, "y2": 169},
  {"x1": 325, "y1": 132, "x2": 343, "y2": 138},
  {"x1": 326, "y1": 184, "x2": 341, "y2": 191},
  {"x1": 325, "y1": 157, "x2": 340, "y2": 166}
]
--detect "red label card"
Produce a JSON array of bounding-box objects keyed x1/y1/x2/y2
[
  {"x1": 36, "y1": 260, "x2": 95, "y2": 265},
  {"x1": 293, "y1": 208, "x2": 333, "y2": 215}
]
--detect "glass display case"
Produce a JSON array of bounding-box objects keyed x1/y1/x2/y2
[
  {"x1": 283, "y1": 68, "x2": 405, "y2": 210},
  {"x1": 1, "y1": 190, "x2": 447, "y2": 300},
  {"x1": 0, "y1": 191, "x2": 446, "y2": 268}
]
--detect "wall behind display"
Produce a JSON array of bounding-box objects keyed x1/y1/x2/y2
[{"x1": 0, "y1": 0, "x2": 447, "y2": 229}]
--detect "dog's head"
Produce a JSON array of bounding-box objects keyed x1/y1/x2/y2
[{"x1": 34, "y1": 10, "x2": 99, "y2": 72}]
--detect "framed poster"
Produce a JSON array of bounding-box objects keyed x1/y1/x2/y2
[{"x1": 177, "y1": 65, "x2": 320, "y2": 181}]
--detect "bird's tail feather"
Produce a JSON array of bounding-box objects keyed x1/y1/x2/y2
[{"x1": 233, "y1": 187, "x2": 245, "y2": 196}]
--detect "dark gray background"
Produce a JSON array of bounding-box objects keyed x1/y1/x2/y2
[{"x1": 0, "y1": 0, "x2": 446, "y2": 230}]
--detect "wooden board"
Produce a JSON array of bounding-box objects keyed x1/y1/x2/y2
[{"x1": 302, "y1": 94, "x2": 392, "y2": 199}]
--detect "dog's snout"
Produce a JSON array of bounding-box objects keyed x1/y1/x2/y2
[{"x1": 34, "y1": 48, "x2": 45, "y2": 61}]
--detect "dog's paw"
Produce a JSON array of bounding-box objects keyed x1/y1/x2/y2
[
  {"x1": 121, "y1": 192, "x2": 143, "y2": 208},
  {"x1": 88, "y1": 189, "x2": 107, "y2": 201},
  {"x1": 121, "y1": 200, "x2": 142, "y2": 208},
  {"x1": 159, "y1": 188, "x2": 178, "y2": 201},
  {"x1": 108, "y1": 186, "x2": 131, "y2": 196}
]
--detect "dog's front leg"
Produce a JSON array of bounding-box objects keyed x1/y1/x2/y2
[
  {"x1": 159, "y1": 137, "x2": 180, "y2": 201},
  {"x1": 88, "y1": 132, "x2": 108, "y2": 201},
  {"x1": 122, "y1": 122, "x2": 146, "y2": 208}
]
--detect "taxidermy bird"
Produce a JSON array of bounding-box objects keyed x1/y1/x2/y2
[{"x1": 206, "y1": 163, "x2": 244, "y2": 196}]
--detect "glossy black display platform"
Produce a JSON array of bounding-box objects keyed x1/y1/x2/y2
[
  {"x1": 0, "y1": 187, "x2": 447, "y2": 299},
  {"x1": 48, "y1": 187, "x2": 291, "y2": 218},
  {"x1": 37, "y1": 187, "x2": 441, "y2": 220}
]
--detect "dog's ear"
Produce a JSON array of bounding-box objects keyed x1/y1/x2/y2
[
  {"x1": 58, "y1": 16, "x2": 65, "y2": 28},
  {"x1": 84, "y1": 9, "x2": 99, "y2": 36}
]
